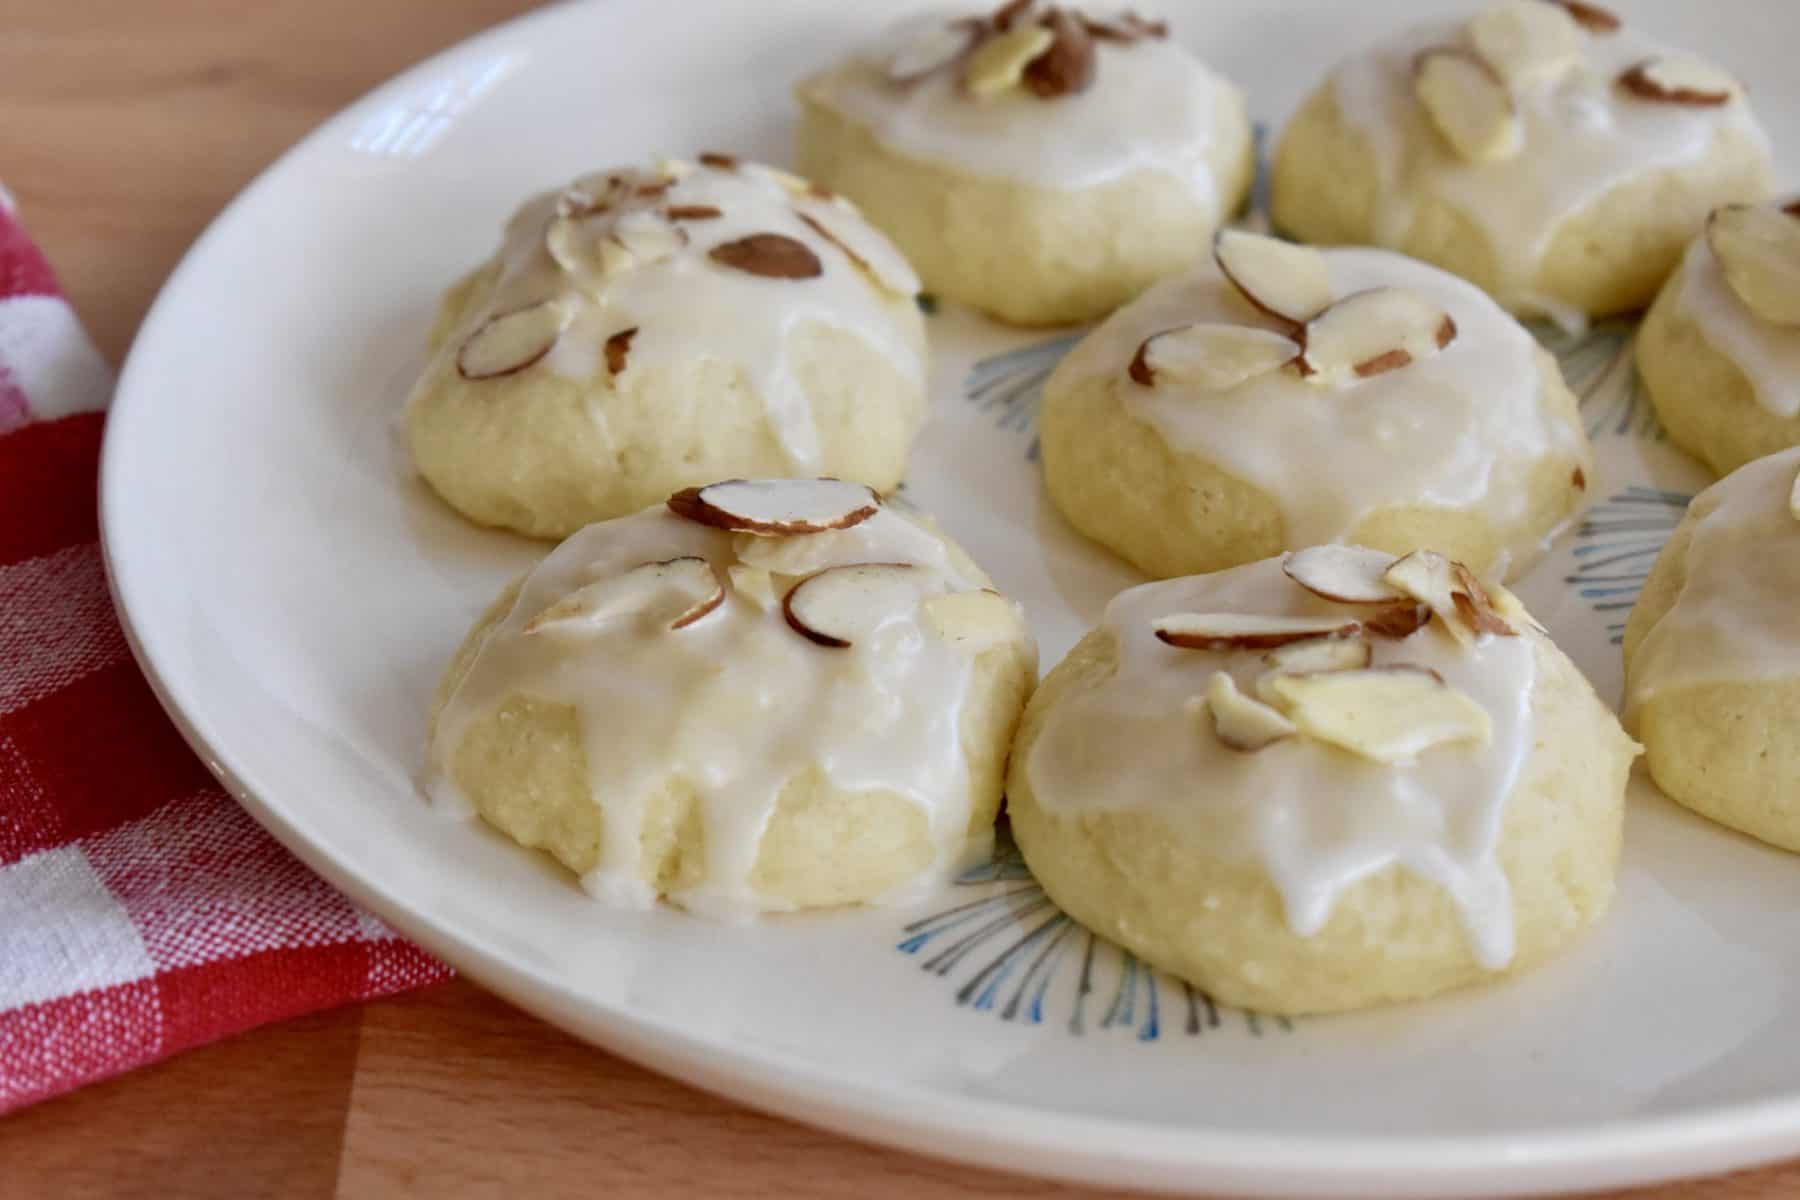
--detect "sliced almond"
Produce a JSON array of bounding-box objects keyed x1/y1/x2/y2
[
  {"x1": 922, "y1": 589, "x2": 1021, "y2": 652},
  {"x1": 613, "y1": 210, "x2": 686, "y2": 265},
  {"x1": 667, "y1": 478, "x2": 881, "y2": 536},
  {"x1": 1263, "y1": 636, "x2": 1374, "y2": 676},
  {"x1": 524, "y1": 557, "x2": 724, "y2": 635},
  {"x1": 1706, "y1": 205, "x2": 1800, "y2": 328},
  {"x1": 1449, "y1": 561, "x2": 1518, "y2": 639},
  {"x1": 708, "y1": 233, "x2": 823, "y2": 280},
  {"x1": 727, "y1": 563, "x2": 779, "y2": 612},
  {"x1": 729, "y1": 529, "x2": 855, "y2": 575},
  {"x1": 1130, "y1": 323, "x2": 1301, "y2": 391},
  {"x1": 1282, "y1": 545, "x2": 1402, "y2": 605},
  {"x1": 888, "y1": 19, "x2": 981, "y2": 82},
  {"x1": 654, "y1": 158, "x2": 697, "y2": 181},
  {"x1": 1152, "y1": 612, "x2": 1362, "y2": 652},
  {"x1": 1082, "y1": 11, "x2": 1168, "y2": 41},
  {"x1": 1469, "y1": 0, "x2": 1580, "y2": 87},
  {"x1": 1022, "y1": 8, "x2": 1096, "y2": 98},
  {"x1": 456, "y1": 299, "x2": 570, "y2": 380},
  {"x1": 1205, "y1": 671, "x2": 1298, "y2": 753},
  {"x1": 604, "y1": 327, "x2": 636, "y2": 378},
  {"x1": 1299, "y1": 288, "x2": 1457, "y2": 383},
  {"x1": 1382, "y1": 550, "x2": 1515, "y2": 646},
  {"x1": 1213, "y1": 230, "x2": 1334, "y2": 328},
  {"x1": 1553, "y1": 1, "x2": 1619, "y2": 33},
  {"x1": 964, "y1": 23, "x2": 1055, "y2": 97},
  {"x1": 1265, "y1": 666, "x2": 1493, "y2": 764},
  {"x1": 667, "y1": 204, "x2": 723, "y2": 221},
  {"x1": 699, "y1": 152, "x2": 739, "y2": 170},
  {"x1": 783, "y1": 563, "x2": 935, "y2": 649},
  {"x1": 1618, "y1": 56, "x2": 1737, "y2": 106},
  {"x1": 1363, "y1": 603, "x2": 1434, "y2": 640},
  {"x1": 795, "y1": 206, "x2": 921, "y2": 297},
  {"x1": 545, "y1": 216, "x2": 640, "y2": 287},
  {"x1": 1414, "y1": 49, "x2": 1522, "y2": 163}
]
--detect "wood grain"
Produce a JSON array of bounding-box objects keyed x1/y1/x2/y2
[{"x1": 1, "y1": 1, "x2": 1797, "y2": 1195}]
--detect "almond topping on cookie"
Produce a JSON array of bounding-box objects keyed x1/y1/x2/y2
[
  {"x1": 1081, "y1": 11, "x2": 1168, "y2": 41},
  {"x1": 796, "y1": 207, "x2": 921, "y2": 297},
  {"x1": 964, "y1": 23, "x2": 1056, "y2": 96},
  {"x1": 1414, "y1": 48, "x2": 1522, "y2": 162},
  {"x1": 1469, "y1": 0, "x2": 1581, "y2": 87},
  {"x1": 1204, "y1": 671, "x2": 1298, "y2": 753},
  {"x1": 1553, "y1": 1, "x2": 1620, "y2": 33},
  {"x1": 1129, "y1": 323, "x2": 1301, "y2": 391},
  {"x1": 1023, "y1": 7, "x2": 1097, "y2": 98},
  {"x1": 698, "y1": 152, "x2": 739, "y2": 170},
  {"x1": 922, "y1": 589, "x2": 1020, "y2": 652},
  {"x1": 1214, "y1": 230, "x2": 1334, "y2": 329},
  {"x1": 708, "y1": 233, "x2": 823, "y2": 279},
  {"x1": 667, "y1": 478, "x2": 881, "y2": 536},
  {"x1": 1282, "y1": 546, "x2": 1404, "y2": 605},
  {"x1": 1264, "y1": 666, "x2": 1493, "y2": 764},
  {"x1": 1382, "y1": 550, "x2": 1516, "y2": 646},
  {"x1": 1362, "y1": 603, "x2": 1434, "y2": 639},
  {"x1": 783, "y1": 563, "x2": 932, "y2": 649},
  {"x1": 456, "y1": 299, "x2": 571, "y2": 380},
  {"x1": 604, "y1": 327, "x2": 637, "y2": 377},
  {"x1": 666, "y1": 204, "x2": 723, "y2": 221},
  {"x1": 525, "y1": 556, "x2": 725, "y2": 635},
  {"x1": 1618, "y1": 56, "x2": 1737, "y2": 106},
  {"x1": 1263, "y1": 635, "x2": 1374, "y2": 676},
  {"x1": 1299, "y1": 288, "x2": 1457, "y2": 382},
  {"x1": 1706, "y1": 205, "x2": 1800, "y2": 328},
  {"x1": 1153, "y1": 612, "x2": 1363, "y2": 652}
]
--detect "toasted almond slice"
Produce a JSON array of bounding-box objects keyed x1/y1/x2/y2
[
  {"x1": 654, "y1": 158, "x2": 697, "y2": 182},
  {"x1": 708, "y1": 233, "x2": 823, "y2": 280},
  {"x1": 795, "y1": 205, "x2": 921, "y2": 297},
  {"x1": 1382, "y1": 550, "x2": 1515, "y2": 645},
  {"x1": 922, "y1": 589, "x2": 1021, "y2": 652},
  {"x1": 888, "y1": 19, "x2": 981, "y2": 81},
  {"x1": 613, "y1": 210, "x2": 686, "y2": 264},
  {"x1": 727, "y1": 563, "x2": 779, "y2": 611},
  {"x1": 1263, "y1": 635, "x2": 1374, "y2": 676},
  {"x1": 524, "y1": 556, "x2": 724, "y2": 635},
  {"x1": 965, "y1": 24, "x2": 1055, "y2": 97},
  {"x1": 698, "y1": 152, "x2": 739, "y2": 170},
  {"x1": 1299, "y1": 288, "x2": 1457, "y2": 383},
  {"x1": 1554, "y1": 1, "x2": 1620, "y2": 32},
  {"x1": 604, "y1": 327, "x2": 637, "y2": 377},
  {"x1": 1470, "y1": 0, "x2": 1581, "y2": 86},
  {"x1": 1707, "y1": 205, "x2": 1800, "y2": 327},
  {"x1": 1022, "y1": 7, "x2": 1097, "y2": 98},
  {"x1": 1265, "y1": 666, "x2": 1493, "y2": 764},
  {"x1": 1130, "y1": 323, "x2": 1301, "y2": 391},
  {"x1": 456, "y1": 299, "x2": 571, "y2": 380},
  {"x1": 1282, "y1": 545, "x2": 1402, "y2": 605},
  {"x1": 1082, "y1": 11, "x2": 1168, "y2": 41},
  {"x1": 666, "y1": 204, "x2": 723, "y2": 221},
  {"x1": 783, "y1": 563, "x2": 936, "y2": 649},
  {"x1": 1206, "y1": 671, "x2": 1298, "y2": 752},
  {"x1": 1363, "y1": 603, "x2": 1434, "y2": 640},
  {"x1": 1214, "y1": 230, "x2": 1334, "y2": 328},
  {"x1": 1152, "y1": 612, "x2": 1362, "y2": 652},
  {"x1": 1449, "y1": 561, "x2": 1518, "y2": 638},
  {"x1": 1414, "y1": 49, "x2": 1522, "y2": 163},
  {"x1": 1618, "y1": 56, "x2": 1737, "y2": 106},
  {"x1": 667, "y1": 478, "x2": 881, "y2": 536},
  {"x1": 729, "y1": 529, "x2": 857, "y2": 575}
]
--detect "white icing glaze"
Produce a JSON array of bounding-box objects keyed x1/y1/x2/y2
[
  {"x1": 1626, "y1": 448, "x2": 1800, "y2": 716},
  {"x1": 800, "y1": 7, "x2": 1238, "y2": 203},
  {"x1": 1059, "y1": 246, "x2": 1585, "y2": 566},
  {"x1": 414, "y1": 160, "x2": 925, "y2": 472},
  {"x1": 1674, "y1": 220, "x2": 1800, "y2": 419},
  {"x1": 427, "y1": 500, "x2": 1031, "y2": 918},
  {"x1": 1331, "y1": 15, "x2": 1770, "y2": 314},
  {"x1": 1025, "y1": 556, "x2": 1537, "y2": 968}
]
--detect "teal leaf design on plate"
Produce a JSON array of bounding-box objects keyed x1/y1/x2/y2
[
  {"x1": 1565, "y1": 486, "x2": 1691, "y2": 645},
  {"x1": 1529, "y1": 319, "x2": 1662, "y2": 441},
  {"x1": 963, "y1": 334, "x2": 1080, "y2": 461}
]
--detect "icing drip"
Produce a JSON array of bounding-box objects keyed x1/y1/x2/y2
[
  {"x1": 1025, "y1": 557, "x2": 1537, "y2": 968},
  {"x1": 1675, "y1": 224, "x2": 1800, "y2": 419},
  {"x1": 1331, "y1": 16, "x2": 1770, "y2": 314},
  {"x1": 428, "y1": 504, "x2": 1029, "y2": 917}
]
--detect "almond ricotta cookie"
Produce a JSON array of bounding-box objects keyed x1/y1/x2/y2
[
  {"x1": 1009, "y1": 546, "x2": 1638, "y2": 1015},
  {"x1": 427, "y1": 479, "x2": 1037, "y2": 916},
  {"x1": 794, "y1": 3, "x2": 1253, "y2": 326},
  {"x1": 1637, "y1": 200, "x2": 1800, "y2": 478},
  {"x1": 1271, "y1": 0, "x2": 1774, "y2": 322},
  {"x1": 1624, "y1": 449, "x2": 1800, "y2": 852},
  {"x1": 406, "y1": 156, "x2": 928, "y2": 538},
  {"x1": 1038, "y1": 232, "x2": 1592, "y2": 581}
]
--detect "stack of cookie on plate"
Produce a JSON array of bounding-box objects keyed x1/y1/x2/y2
[{"x1": 403, "y1": 0, "x2": 1797, "y2": 1015}]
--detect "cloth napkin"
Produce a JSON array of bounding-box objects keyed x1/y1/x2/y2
[{"x1": 0, "y1": 194, "x2": 450, "y2": 1115}]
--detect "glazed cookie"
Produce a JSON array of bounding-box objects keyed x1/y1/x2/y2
[
  {"x1": 427, "y1": 479, "x2": 1037, "y2": 915},
  {"x1": 1009, "y1": 546, "x2": 1638, "y2": 1015},
  {"x1": 794, "y1": 2, "x2": 1252, "y2": 325},
  {"x1": 1624, "y1": 448, "x2": 1800, "y2": 852},
  {"x1": 406, "y1": 156, "x2": 928, "y2": 538},
  {"x1": 1038, "y1": 231, "x2": 1592, "y2": 581},
  {"x1": 1272, "y1": 0, "x2": 1773, "y2": 321},
  {"x1": 1638, "y1": 200, "x2": 1800, "y2": 477}
]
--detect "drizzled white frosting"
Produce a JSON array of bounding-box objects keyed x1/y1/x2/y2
[
  {"x1": 1674, "y1": 221, "x2": 1800, "y2": 419},
  {"x1": 800, "y1": 8, "x2": 1238, "y2": 202},
  {"x1": 415, "y1": 160, "x2": 925, "y2": 472},
  {"x1": 1626, "y1": 448, "x2": 1800, "y2": 717},
  {"x1": 1057, "y1": 246, "x2": 1586, "y2": 568},
  {"x1": 428, "y1": 503, "x2": 1031, "y2": 918},
  {"x1": 1331, "y1": 15, "x2": 1770, "y2": 313},
  {"x1": 1024, "y1": 557, "x2": 1537, "y2": 967}
]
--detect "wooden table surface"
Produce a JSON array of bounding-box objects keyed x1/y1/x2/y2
[{"x1": 0, "y1": 2, "x2": 1794, "y2": 1196}]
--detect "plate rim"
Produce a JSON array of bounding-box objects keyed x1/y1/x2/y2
[{"x1": 95, "y1": 1, "x2": 1800, "y2": 1193}]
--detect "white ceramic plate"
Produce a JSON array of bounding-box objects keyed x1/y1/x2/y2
[{"x1": 101, "y1": 1, "x2": 1800, "y2": 1194}]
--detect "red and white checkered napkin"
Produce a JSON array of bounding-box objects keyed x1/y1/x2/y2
[{"x1": 0, "y1": 195, "x2": 451, "y2": 1114}]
